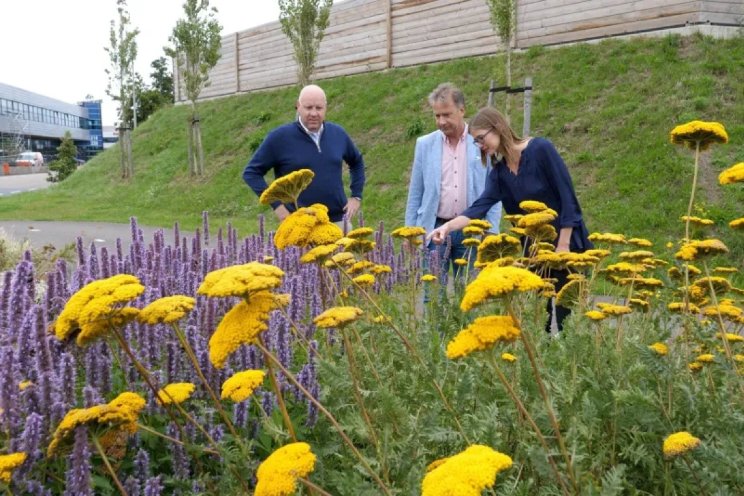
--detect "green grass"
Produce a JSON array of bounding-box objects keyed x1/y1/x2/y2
[{"x1": 1, "y1": 33, "x2": 742, "y2": 263}]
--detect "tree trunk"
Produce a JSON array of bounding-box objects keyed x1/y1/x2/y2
[
  {"x1": 187, "y1": 117, "x2": 196, "y2": 176},
  {"x1": 119, "y1": 128, "x2": 133, "y2": 179},
  {"x1": 194, "y1": 117, "x2": 205, "y2": 176},
  {"x1": 505, "y1": 44, "x2": 512, "y2": 120}
]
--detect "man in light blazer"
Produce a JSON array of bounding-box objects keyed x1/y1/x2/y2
[{"x1": 404, "y1": 83, "x2": 502, "y2": 281}]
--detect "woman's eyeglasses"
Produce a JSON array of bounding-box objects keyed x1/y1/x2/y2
[{"x1": 473, "y1": 129, "x2": 492, "y2": 145}]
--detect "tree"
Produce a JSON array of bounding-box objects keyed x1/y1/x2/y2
[
  {"x1": 47, "y1": 132, "x2": 77, "y2": 183},
  {"x1": 150, "y1": 57, "x2": 174, "y2": 103},
  {"x1": 166, "y1": 0, "x2": 222, "y2": 177},
  {"x1": 486, "y1": 0, "x2": 516, "y2": 117},
  {"x1": 105, "y1": 0, "x2": 139, "y2": 179},
  {"x1": 279, "y1": 0, "x2": 333, "y2": 87}
]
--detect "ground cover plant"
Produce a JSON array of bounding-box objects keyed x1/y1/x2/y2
[{"x1": 0, "y1": 119, "x2": 742, "y2": 494}]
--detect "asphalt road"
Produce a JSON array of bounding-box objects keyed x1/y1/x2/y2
[{"x1": 0, "y1": 172, "x2": 51, "y2": 196}]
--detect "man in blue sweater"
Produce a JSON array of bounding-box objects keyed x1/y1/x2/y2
[{"x1": 243, "y1": 84, "x2": 365, "y2": 226}]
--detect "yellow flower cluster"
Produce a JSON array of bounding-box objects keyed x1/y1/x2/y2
[
  {"x1": 326, "y1": 252, "x2": 355, "y2": 268},
  {"x1": 446, "y1": 315, "x2": 520, "y2": 359},
  {"x1": 461, "y1": 266, "x2": 544, "y2": 311},
  {"x1": 729, "y1": 217, "x2": 744, "y2": 230},
  {"x1": 48, "y1": 392, "x2": 145, "y2": 456},
  {"x1": 605, "y1": 262, "x2": 646, "y2": 275},
  {"x1": 716, "y1": 332, "x2": 744, "y2": 343},
  {"x1": 703, "y1": 302, "x2": 743, "y2": 322},
  {"x1": 299, "y1": 244, "x2": 339, "y2": 264},
  {"x1": 670, "y1": 120, "x2": 728, "y2": 150},
  {"x1": 55, "y1": 274, "x2": 144, "y2": 346},
  {"x1": 255, "y1": 442, "x2": 317, "y2": 496},
  {"x1": 421, "y1": 444, "x2": 513, "y2": 496},
  {"x1": 313, "y1": 306, "x2": 363, "y2": 329},
  {"x1": 198, "y1": 262, "x2": 284, "y2": 299},
  {"x1": 588, "y1": 232, "x2": 627, "y2": 244},
  {"x1": 346, "y1": 260, "x2": 374, "y2": 274},
  {"x1": 680, "y1": 215, "x2": 714, "y2": 226},
  {"x1": 0, "y1": 452, "x2": 27, "y2": 483},
  {"x1": 391, "y1": 226, "x2": 426, "y2": 242},
  {"x1": 619, "y1": 250, "x2": 655, "y2": 261},
  {"x1": 467, "y1": 219, "x2": 493, "y2": 230},
  {"x1": 662, "y1": 431, "x2": 701, "y2": 458},
  {"x1": 675, "y1": 239, "x2": 729, "y2": 261},
  {"x1": 719, "y1": 162, "x2": 744, "y2": 185},
  {"x1": 649, "y1": 342, "x2": 668, "y2": 356},
  {"x1": 371, "y1": 264, "x2": 392, "y2": 274},
  {"x1": 519, "y1": 200, "x2": 549, "y2": 212},
  {"x1": 628, "y1": 238, "x2": 653, "y2": 247},
  {"x1": 139, "y1": 295, "x2": 195, "y2": 325},
  {"x1": 667, "y1": 301, "x2": 701, "y2": 314},
  {"x1": 555, "y1": 279, "x2": 587, "y2": 308},
  {"x1": 501, "y1": 352, "x2": 517, "y2": 362},
  {"x1": 462, "y1": 238, "x2": 481, "y2": 247},
  {"x1": 696, "y1": 353, "x2": 715, "y2": 363},
  {"x1": 346, "y1": 227, "x2": 374, "y2": 239},
  {"x1": 274, "y1": 204, "x2": 343, "y2": 249},
  {"x1": 585, "y1": 310, "x2": 607, "y2": 321},
  {"x1": 596, "y1": 302, "x2": 632, "y2": 316},
  {"x1": 421, "y1": 274, "x2": 437, "y2": 282},
  {"x1": 259, "y1": 169, "x2": 315, "y2": 205},
  {"x1": 463, "y1": 226, "x2": 484, "y2": 236},
  {"x1": 342, "y1": 238, "x2": 376, "y2": 254},
  {"x1": 476, "y1": 234, "x2": 521, "y2": 264},
  {"x1": 157, "y1": 383, "x2": 196, "y2": 405},
  {"x1": 353, "y1": 274, "x2": 376, "y2": 286},
  {"x1": 517, "y1": 210, "x2": 556, "y2": 228},
  {"x1": 221, "y1": 370, "x2": 266, "y2": 402},
  {"x1": 209, "y1": 291, "x2": 288, "y2": 369}
]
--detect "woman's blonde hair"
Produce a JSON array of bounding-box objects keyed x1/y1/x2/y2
[{"x1": 469, "y1": 107, "x2": 524, "y2": 167}]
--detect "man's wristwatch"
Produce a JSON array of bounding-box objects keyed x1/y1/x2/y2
[{"x1": 351, "y1": 196, "x2": 362, "y2": 201}]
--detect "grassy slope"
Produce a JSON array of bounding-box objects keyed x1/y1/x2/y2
[{"x1": 1, "y1": 34, "x2": 742, "y2": 261}]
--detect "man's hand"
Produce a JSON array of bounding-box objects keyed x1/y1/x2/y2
[
  {"x1": 274, "y1": 204, "x2": 290, "y2": 222},
  {"x1": 426, "y1": 224, "x2": 450, "y2": 245},
  {"x1": 344, "y1": 197, "x2": 361, "y2": 220}
]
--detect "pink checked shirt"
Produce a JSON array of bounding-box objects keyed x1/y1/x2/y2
[{"x1": 436, "y1": 125, "x2": 468, "y2": 220}]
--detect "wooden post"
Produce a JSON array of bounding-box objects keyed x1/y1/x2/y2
[
  {"x1": 488, "y1": 79, "x2": 495, "y2": 107},
  {"x1": 234, "y1": 32, "x2": 240, "y2": 93},
  {"x1": 522, "y1": 77, "x2": 532, "y2": 137},
  {"x1": 385, "y1": 0, "x2": 393, "y2": 68}
]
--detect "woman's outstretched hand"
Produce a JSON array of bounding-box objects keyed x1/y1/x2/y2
[{"x1": 426, "y1": 224, "x2": 450, "y2": 245}]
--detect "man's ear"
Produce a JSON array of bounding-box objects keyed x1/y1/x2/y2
[{"x1": 295, "y1": 100, "x2": 300, "y2": 110}]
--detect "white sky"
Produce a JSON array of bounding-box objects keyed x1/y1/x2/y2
[{"x1": 2, "y1": 0, "x2": 281, "y2": 126}]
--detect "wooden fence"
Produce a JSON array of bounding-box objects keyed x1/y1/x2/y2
[{"x1": 175, "y1": 0, "x2": 742, "y2": 102}]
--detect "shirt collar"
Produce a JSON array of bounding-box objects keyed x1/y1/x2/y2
[
  {"x1": 443, "y1": 124, "x2": 468, "y2": 146},
  {"x1": 298, "y1": 116, "x2": 324, "y2": 137}
]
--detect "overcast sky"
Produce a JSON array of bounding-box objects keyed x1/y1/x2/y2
[{"x1": 3, "y1": 0, "x2": 281, "y2": 126}]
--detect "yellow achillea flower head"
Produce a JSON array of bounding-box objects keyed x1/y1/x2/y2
[
  {"x1": 555, "y1": 279, "x2": 586, "y2": 308},
  {"x1": 157, "y1": 383, "x2": 196, "y2": 405},
  {"x1": 675, "y1": 238, "x2": 728, "y2": 261},
  {"x1": 605, "y1": 262, "x2": 646, "y2": 276},
  {"x1": 352, "y1": 274, "x2": 375, "y2": 286},
  {"x1": 692, "y1": 276, "x2": 731, "y2": 296},
  {"x1": 668, "y1": 264, "x2": 702, "y2": 281},
  {"x1": 588, "y1": 232, "x2": 627, "y2": 244},
  {"x1": 519, "y1": 200, "x2": 549, "y2": 212},
  {"x1": 421, "y1": 274, "x2": 437, "y2": 282},
  {"x1": 629, "y1": 298, "x2": 650, "y2": 312},
  {"x1": 649, "y1": 342, "x2": 668, "y2": 356},
  {"x1": 716, "y1": 332, "x2": 744, "y2": 343},
  {"x1": 259, "y1": 169, "x2": 315, "y2": 205},
  {"x1": 255, "y1": 442, "x2": 317, "y2": 496},
  {"x1": 421, "y1": 444, "x2": 513, "y2": 496},
  {"x1": 467, "y1": 219, "x2": 493, "y2": 230},
  {"x1": 703, "y1": 302, "x2": 742, "y2": 321},
  {"x1": 718, "y1": 162, "x2": 744, "y2": 185},
  {"x1": 0, "y1": 452, "x2": 27, "y2": 483},
  {"x1": 446, "y1": 316, "x2": 520, "y2": 359},
  {"x1": 616, "y1": 277, "x2": 664, "y2": 290},
  {"x1": 463, "y1": 226, "x2": 484, "y2": 236},
  {"x1": 314, "y1": 306, "x2": 363, "y2": 329},
  {"x1": 728, "y1": 217, "x2": 744, "y2": 230},
  {"x1": 299, "y1": 243, "x2": 339, "y2": 264},
  {"x1": 371, "y1": 264, "x2": 392, "y2": 274},
  {"x1": 517, "y1": 210, "x2": 556, "y2": 228},
  {"x1": 55, "y1": 274, "x2": 145, "y2": 343},
  {"x1": 681, "y1": 215, "x2": 714, "y2": 226},
  {"x1": 619, "y1": 250, "x2": 655, "y2": 261},
  {"x1": 663, "y1": 431, "x2": 701, "y2": 458},
  {"x1": 454, "y1": 258, "x2": 468, "y2": 266},
  {"x1": 476, "y1": 234, "x2": 521, "y2": 264},
  {"x1": 209, "y1": 292, "x2": 285, "y2": 369},
  {"x1": 695, "y1": 353, "x2": 715, "y2": 363},
  {"x1": 713, "y1": 266, "x2": 738, "y2": 274},
  {"x1": 138, "y1": 295, "x2": 195, "y2": 325},
  {"x1": 391, "y1": 226, "x2": 426, "y2": 239},
  {"x1": 18, "y1": 380, "x2": 33, "y2": 391},
  {"x1": 688, "y1": 361, "x2": 703, "y2": 372},
  {"x1": 274, "y1": 204, "x2": 342, "y2": 249},
  {"x1": 346, "y1": 260, "x2": 374, "y2": 274},
  {"x1": 343, "y1": 238, "x2": 376, "y2": 254},
  {"x1": 198, "y1": 262, "x2": 284, "y2": 299},
  {"x1": 668, "y1": 301, "x2": 701, "y2": 314},
  {"x1": 585, "y1": 310, "x2": 607, "y2": 321},
  {"x1": 308, "y1": 222, "x2": 344, "y2": 246},
  {"x1": 346, "y1": 227, "x2": 374, "y2": 239},
  {"x1": 462, "y1": 238, "x2": 481, "y2": 247},
  {"x1": 501, "y1": 352, "x2": 517, "y2": 363},
  {"x1": 525, "y1": 223, "x2": 557, "y2": 242},
  {"x1": 460, "y1": 266, "x2": 544, "y2": 311},
  {"x1": 596, "y1": 302, "x2": 633, "y2": 316},
  {"x1": 326, "y1": 252, "x2": 355, "y2": 268},
  {"x1": 628, "y1": 238, "x2": 653, "y2": 247},
  {"x1": 735, "y1": 354, "x2": 744, "y2": 362},
  {"x1": 670, "y1": 120, "x2": 728, "y2": 150},
  {"x1": 503, "y1": 213, "x2": 522, "y2": 225},
  {"x1": 221, "y1": 370, "x2": 265, "y2": 402}
]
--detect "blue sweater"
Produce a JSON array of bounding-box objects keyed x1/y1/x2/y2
[{"x1": 243, "y1": 121, "x2": 365, "y2": 222}]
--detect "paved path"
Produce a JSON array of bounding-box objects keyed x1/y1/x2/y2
[{"x1": 0, "y1": 172, "x2": 50, "y2": 196}]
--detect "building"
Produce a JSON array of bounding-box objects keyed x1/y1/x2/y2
[{"x1": 0, "y1": 82, "x2": 104, "y2": 163}]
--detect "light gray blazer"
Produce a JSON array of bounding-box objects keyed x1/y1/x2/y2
[{"x1": 404, "y1": 129, "x2": 502, "y2": 234}]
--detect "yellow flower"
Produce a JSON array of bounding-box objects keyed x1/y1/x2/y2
[
  {"x1": 54, "y1": 274, "x2": 145, "y2": 343},
  {"x1": 702, "y1": 302, "x2": 742, "y2": 321},
  {"x1": 584, "y1": 248, "x2": 611, "y2": 259},
  {"x1": 629, "y1": 298, "x2": 650, "y2": 312},
  {"x1": 670, "y1": 120, "x2": 728, "y2": 150},
  {"x1": 198, "y1": 262, "x2": 284, "y2": 299},
  {"x1": 525, "y1": 223, "x2": 557, "y2": 242},
  {"x1": 605, "y1": 262, "x2": 646, "y2": 276},
  {"x1": 503, "y1": 214, "x2": 522, "y2": 224},
  {"x1": 519, "y1": 200, "x2": 549, "y2": 212},
  {"x1": 688, "y1": 361, "x2": 703, "y2": 372},
  {"x1": 352, "y1": 274, "x2": 375, "y2": 286},
  {"x1": 668, "y1": 302, "x2": 701, "y2": 314},
  {"x1": 372, "y1": 315, "x2": 391, "y2": 324},
  {"x1": 663, "y1": 431, "x2": 701, "y2": 458},
  {"x1": 467, "y1": 219, "x2": 493, "y2": 230},
  {"x1": 619, "y1": 250, "x2": 655, "y2": 261},
  {"x1": 326, "y1": 252, "x2": 355, "y2": 268},
  {"x1": 517, "y1": 211, "x2": 556, "y2": 228},
  {"x1": 422, "y1": 445, "x2": 512, "y2": 496},
  {"x1": 274, "y1": 204, "x2": 342, "y2": 249},
  {"x1": 221, "y1": 370, "x2": 265, "y2": 402},
  {"x1": 299, "y1": 244, "x2": 339, "y2": 264},
  {"x1": 628, "y1": 238, "x2": 653, "y2": 247},
  {"x1": 692, "y1": 276, "x2": 731, "y2": 296},
  {"x1": 555, "y1": 279, "x2": 587, "y2": 308},
  {"x1": 596, "y1": 302, "x2": 632, "y2": 316},
  {"x1": 209, "y1": 292, "x2": 286, "y2": 369},
  {"x1": 681, "y1": 215, "x2": 714, "y2": 226},
  {"x1": 649, "y1": 342, "x2": 668, "y2": 356},
  {"x1": 616, "y1": 277, "x2": 664, "y2": 290},
  {"x1": 255, "y1": 442, "x2": 316, "y2": 496},
  {"x1": 501, "y1": 352, "x2": 517, "y2": 363},
  {"x1": 313, "y1": 306, "x2": 363, "y2": 329},
  {"x1": 346, "y1": 227, "x2": 374, "y2": 239},
  {"x1": 735, "y1": 354, "x2": 744, "y2": 362},
  {"x1": 157, "y1": 383, "x2": 196, "y2": 405},
  {"x1": 728, "y1": 217, "x2": 744, "y2": 230},
  {"x1": 421, "y1": 274, "x2": 437, "y2": 282},
  {"x1": 668, "y1": 264, "x2": 702, "y2": 281},
  {"x1": 460, "y1": 266, "x2": 545, "y2": 311},
  {"x1": 18, "y1": 380, "x2": 33, "y2": 391},
  {"x1": 695, "y1": 353, "x2": 715, "y2": 363},
  {"x1": 371, "y1": 264, "x2": 392, "y2": 274},
  {"x1": 713, "y1": 266, "x2": 738, "y2": 274},
  {"x1": 391, "y1": 226, "x2": 426, "y2": 239},
  {"x1": 259, "y1": 169, "x2": 314, "y2": 205},
  {"x1": 463, "y1": 226, "x2": 484, "y2": 236},
  {"x1": 462, "y1": 238, "x2": 481, "y2": 247},
  {"x1": 588, "y1": 232, "x2": 627, "y2": 244},
  {"x1": 476, "y1": 234, "x2": 521, "y2": 265},
  {"x1": 454, "y1": 258, "x2": 468, "y2": 266},
  {"x1": 343, "y1": 238, "x2": 376, "y2": 254},
  {"x1": 675, "y1": 238, "x2": 728, "y2": 261},
  {"x1": 446, "y1": 316, "x2": 520, "y2": 359},
  {"x1": 308, "y1": 222, "x2": 344, "y2": 246},
  {"x1": 716, "y1": 332, "x2": 744, "y2": 343},
  {"x1": 585, "y1": 310, "x2": 607, "y2": 321},
  {"x1": 0, "y1": 452, "x2": 27, "y2": 483},
  {"x1": 718, "y1": 162, "x2": 744, "y2": 185},
  {"x1": 346, "y1": 260, "x2": 375, "y2": 274},
  {"x1": 138, "y1": 295, "x2": 195, "y2": 325}
]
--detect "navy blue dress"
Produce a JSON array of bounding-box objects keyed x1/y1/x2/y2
[{"x1": 462, "y1": 137, "x2": 592, "y2": 252}]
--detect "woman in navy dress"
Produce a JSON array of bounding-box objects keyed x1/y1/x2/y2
[{"x1": 428, "y1": 107, "x2": 593, "y2": 334}]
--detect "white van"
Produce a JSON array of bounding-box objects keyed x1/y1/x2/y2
[{"x1": 15, "y1": 152, "x2": 44, "y2": 167}]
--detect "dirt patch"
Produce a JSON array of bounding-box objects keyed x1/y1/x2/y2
[{"x1": 696, "y1": 152, "x2": 722, "y2": 205}]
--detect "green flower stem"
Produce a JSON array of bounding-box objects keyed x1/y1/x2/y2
[
  {"x1": 259, "y1": 338, "x2": 298, "y2": 442},
  {"x1": 137, "y1": 423, "x2": 219, "y2": 456},
  {"x1": 254, "y1": 341, "x2": 393, "y2": 496},
  {"x1": 299, "y1": 477, "x2": 334, "y2": 496},
  {"x1": 615, "y1": 279, "x2": 635, "y2": 352},
  {"x1": 91, "y1": 435, "x2": 128, "y2": 496},
  {"x1": 681, "y1": 454, "x2": 709, "y2": 496},
  {"x1": 341, "y1": 327, "x2": 380, "y2": 450},
  {"x1": 485, "y1": 352, "x2": 572, "y2": 496},
  {"x1": 350, "y1": 325, "x2": 382, "y2": 383},
  {"x1": 506, "y1": 300, "x2": 578, "y2": 494},
  {"x1": 684, "y1": 142, "x2": 700, "y2": 243}
]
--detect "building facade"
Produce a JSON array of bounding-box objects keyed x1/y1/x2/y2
[{"x1": 0, "y1": 82, "x2": 103, "y2": 162}]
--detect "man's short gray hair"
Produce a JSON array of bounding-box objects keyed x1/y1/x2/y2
[{"x1": 428, "y1": 83, "x2": 465, "y2": 108}]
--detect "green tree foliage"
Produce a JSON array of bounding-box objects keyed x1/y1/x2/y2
[
  {"x1": 133, "y1": 57, "x2": 174, "y2": 123},
  {"x1": 150, "y1": 56, "x2": 174, "y2": 102},
  {"x1": 279, "y1": 0, "x2": 333, "y2": 87},
  {"x1": 104, "y1": 0, "x2": 139, "y2": 179},
  {"x1": 486, "y1": 0, "x2": 516, "y2": 115},
  {"x1": 47, "y1": 131, "x2": 77, "y2": 183},
  {"x1": 166, "y1": 0, "x2": 222, "y2": 176}
]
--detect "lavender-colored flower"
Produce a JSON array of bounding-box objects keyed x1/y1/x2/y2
[
  {"x1": 56, "y1": 352, "x2": 77, "y2": 407},
  {"x1": 0, "y1": 345, "x2": 21, "y2": 433},
  {"x1": 87, "y1": 243, "x2": 100, "y2": 280},
  {"x1": 82, "y1": 385, "x2": 104, "y2": 407},
  {"x1": 167, "y1": 423, "x2": 189, "y2": 479},
  {"x1": 143, "y1": 476, "x2": 164, "y2": 496},
  {"x1": 124, "y1": 476, "x2": 141, "y2": 496},
  {"x1": 134, "y1": 448, "x2": 151, "y2": 482},
  {"x1": 261, "y1": 391, "x2": 275, "y2": 417},
  {"x1": 20, "y1": 481, "x2": 52, "y2": 496},
  {"x1": 233, "y1": 401, "x2": 248, "y2": 429},
  {"x1": 17, "y1": 412, "x2": 44, "y2": 461},
  {"x1": 64, "y1": 426, "x2": 92, "y2": 496}
]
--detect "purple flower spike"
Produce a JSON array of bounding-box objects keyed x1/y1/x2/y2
[
  {"x1": 144, "y1": 476, "x2": 164, "y2": 496},
  {"x1": 124, "y1": 476, "x2": 141, "y2": 496},
  {"x1": 63, "y1": 426, "x2": 92, "y2": 496}
]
